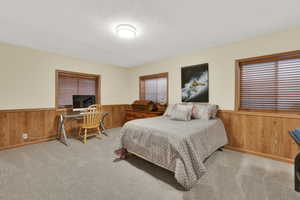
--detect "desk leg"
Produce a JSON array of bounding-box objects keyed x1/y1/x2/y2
[
  {"x1": 100, "y1": 113, "x2": 108, "y2": 136},
  {"x1": 59, "y1": 115, "x2": 70, "y2": 146}
]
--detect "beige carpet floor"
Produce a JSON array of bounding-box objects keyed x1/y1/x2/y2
[{"x1": 0, "y1": 128, "x2": 299, "y2": 200}]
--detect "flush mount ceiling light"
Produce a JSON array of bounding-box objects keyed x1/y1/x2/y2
[{"x1": 115, "y1": 24, "x2": 137, "y2": 39}]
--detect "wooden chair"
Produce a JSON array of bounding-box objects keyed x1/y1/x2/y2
[
  {"x1": 78, "y1": 109, "x2": 102, "y2": 144},
  {"x1": 88, "y1": 104, "x2": 109, "y2": 135}
]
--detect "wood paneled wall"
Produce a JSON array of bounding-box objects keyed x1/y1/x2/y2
[
  {"x1": 0, "y1": 108, "x2": 58, "y2": 150},
  {"x1": 101, "y1": 104, "x2": 131, "y2": 128},
  {"x1": 0, "y1": 105, "x2": 129, "y2": 151},
  {"x1": 2, "y1": 106, "x2": 299, "y2": 163},
  {"x1": 218, "y1": 110, "x2": 300, "y2": 163}
]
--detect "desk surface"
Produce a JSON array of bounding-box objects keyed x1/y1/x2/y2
[{"x1": 62, "y1": 111, "x2": 108, "y2": 118}]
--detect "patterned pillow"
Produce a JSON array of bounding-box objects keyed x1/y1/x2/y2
[{"x1": 192, "y1": 104, "x2": 218, "y2": 120}]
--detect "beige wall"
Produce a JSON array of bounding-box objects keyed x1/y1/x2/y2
[
  {"x1": 128, "y1": 27, "x2": 300, "y2": 110},
  {"x1": 0, "y1": 42, "x2": 131, "y2": 110},
  {"x1": 1, "y1": 27, "x2": 300, "y2": 110}
]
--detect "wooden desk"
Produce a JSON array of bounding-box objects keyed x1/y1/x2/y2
[
  {"x1": 125, "y1": 109, "x2": 164, "y2": 122},
  {"x1": 58, "y1": 111, "x2": 108, "y2": 146}
]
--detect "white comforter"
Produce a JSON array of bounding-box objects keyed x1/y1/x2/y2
[{"x1": 119, "y1": 116, "x2": 228, "y2": 190}]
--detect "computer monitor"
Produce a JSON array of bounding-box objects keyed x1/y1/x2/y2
[{"x1": 72, "y1": 95, "x2": 96, "y2": 111}]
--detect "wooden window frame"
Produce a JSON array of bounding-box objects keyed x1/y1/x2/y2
[
  {"x1": 139, "y1": 72, "x2": 169, "y2": 104},
  {"x1": 235, "y1": 50, "x2": 300, "y2": 112},
  {"x1": 55, "y1": 70, "x2": 101, "y2": 109}
]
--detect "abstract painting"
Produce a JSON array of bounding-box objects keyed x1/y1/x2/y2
[{"x1": 181, "y1": 63, "x2": 209, "y2": 102}]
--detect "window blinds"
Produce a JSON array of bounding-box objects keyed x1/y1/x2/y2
[
  {"x1": 240, "y1": 58, "x2": 300, "y2": 110},
  {"x1": 58, "y1": 75, "x2": 96, "y2": 107},
  {"x1": 143, "y1": 77, "x2": 167, "y2": 103}
]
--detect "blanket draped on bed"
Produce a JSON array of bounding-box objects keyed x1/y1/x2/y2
[{"x1": 118, "y1": 117, "x2": 228, "y2": 190}]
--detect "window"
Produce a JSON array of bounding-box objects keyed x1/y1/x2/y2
[
  {"x1": 139, "y1": 73, "x2": 168, "y2": 104},
  {"x1": 236, "y1": 50, "x2": 300, "y2": 111},
  {"x1": 55, "y1": 70, "x2": 100, "y2": 108}
]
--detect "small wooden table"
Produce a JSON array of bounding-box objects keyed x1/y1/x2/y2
[{"x1": 58, "y1": 111, "x2": 108, "y2": 146}]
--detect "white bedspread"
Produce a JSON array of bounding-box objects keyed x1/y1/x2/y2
[{"x1": 119, "y1": 116, "x2": 228, "y2": 190}]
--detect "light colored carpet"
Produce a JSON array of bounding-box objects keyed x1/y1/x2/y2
[{"x1": 0, "y1": 128, "x2": 299, "y2": 200}]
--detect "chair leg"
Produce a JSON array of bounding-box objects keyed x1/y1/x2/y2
[{"x1": 84, "y1": 129, "x2": 87, "y2": 144}]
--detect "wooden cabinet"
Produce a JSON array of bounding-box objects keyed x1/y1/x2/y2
[{"x1": 125, "y1": 109, "x2": 164, "y2": 122}]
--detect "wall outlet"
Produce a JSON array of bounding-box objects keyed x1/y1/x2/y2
[{"x1": 22, "y1": 133, "x2": 28, "y2": 140}]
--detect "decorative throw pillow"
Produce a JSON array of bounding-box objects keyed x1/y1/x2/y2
[
  {"x1": 195, "y1": 105, "x2": 210, "y2": 120},
  {"x1": 170, "y1": 109, "x2": 192, "y2": 121},
  {"x1": 192, "y1": 104, "x2": 218, "y2": 120}
]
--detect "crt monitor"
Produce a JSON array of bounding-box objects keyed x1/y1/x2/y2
[{"x1": 72, "y1": 95, "x2": 96, "y2": 109}]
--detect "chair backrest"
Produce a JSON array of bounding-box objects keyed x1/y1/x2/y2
[
  {"x1": 83, "y1": 109, "x2": 101, "y2": 127},
  {"x1": 88, "y1": 104, "x2": 102, "y2": 112}
]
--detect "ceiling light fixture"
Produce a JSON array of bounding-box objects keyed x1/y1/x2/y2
[{"x1": 115, "y1": 24, "x2": 137, "y2": 39}]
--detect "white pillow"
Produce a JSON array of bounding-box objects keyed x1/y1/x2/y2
[
  {"x1": 170, "y1": 109, "x2": 192, "y2": 121},
  {"x1": 169, "y1": 104, "x2": 193, "y2": 121},
  {"x1": 176, "y1": 104, "x2": 193, "y2": 112}
]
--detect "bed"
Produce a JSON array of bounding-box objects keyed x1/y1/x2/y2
[{"x1": 119, "y1": 116, "x2": 228, "y2": 190}]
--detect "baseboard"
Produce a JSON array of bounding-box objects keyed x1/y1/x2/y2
[
  {"x1": 225, "y1": 145, "x2": 294, "y2": 164},
  {"x1": 0, "y1": 136, "x2": 57, "y2": 151}
]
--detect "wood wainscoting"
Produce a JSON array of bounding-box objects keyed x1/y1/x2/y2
[
  {"x1": 2, "y1": 106, "x2": 299, "y2": 163},
  {"x1": 0, "y1": 108, "x2": 58, "y2": 151},
  {"x1": 218, "y1": 110, "x2": 300, "y2": 163},
  {"x1": 0, "y1": 104, "x2": 129, "y2": 151}
]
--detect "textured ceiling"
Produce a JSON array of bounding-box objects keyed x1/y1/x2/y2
[{"x1": 0, "y1": 0, "x2": 300, "y2": 67}]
